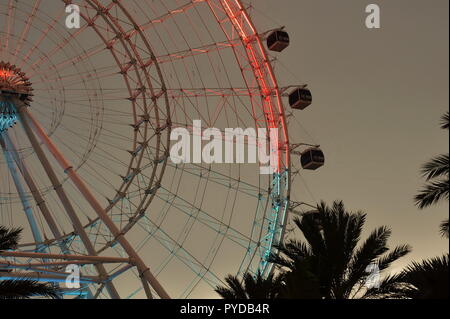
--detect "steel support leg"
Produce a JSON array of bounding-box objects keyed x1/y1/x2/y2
[
  {"x1": 1, "y1": 134, "x2": 44, "y2": 250},
  {"x1": 19, "y1": 103, "x2": 170, "y2": 299},
  {"x1": 1, "y1": 132, "x2": 94, "y2": 299},
  {"x1": 0, "y1": 134, "x2": 67, "y2": 250},
  {"x1": 16, "y1": 105, "x2": 120, "y2": 299}
]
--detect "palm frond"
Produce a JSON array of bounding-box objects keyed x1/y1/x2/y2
[
  {"x1": 441, "y1": 112, "x2": 449, "y2": 130},
  {"x1": 0, "y1": 226, "x2": 23, "y2": 251},
  {"x1": 341, "y1": 211, "x2": 366, "y2": 265},
  {"x1": 376, "y1": 244, "x2": 412, "y2": 272},
  {"x1": 269, "y1": 241, "x2": 311, "y2": 270},
  {"x1": 243, "y1": 272, "x2": 281, "y2": 299},
  {"x1": 215, "y1": 272, "x2": 282, "y2": 299},
  {"x1": 361, "y1": 273, "x2": 409, "y2": 299},
  {"x1": 421, "y1": 154, "x2": 449, "y2": 181},
  {"x1": 223, "y1": 275, "x2": 247, "y2": 299},
  {"x1": 293, "y1": 213, "x2": 326, "y2": 257},
  {"x1": 215, "y1": 286, "x2": 240, "y2": 299},
  {"x1": 268, "y1": 252, "x2": 295, "y2": 270},
  {"x1": 349, "y1": 226, "x2": 392, "y2": 272},
  {"x1": 440, "y1": 219, "x2": 449, "y2": 238},
  {"x1": 215, "y1": 275, "x2": 246, "y2": 299},
  {"x1": 399, "y1": 254, "x2": 449, "y2": 299},
  {"x1": 0, "y1": 279, "x2": 60, "y2": 299},
  {"x1": 414, "y1": 179, "x2": 449, "y2": 209},
  {"x1": 316, "y1": 201, "x2": 368, "y2": 298},
  {"x1": 344, "y1": 226, "x2": 392, "y2": 295}
]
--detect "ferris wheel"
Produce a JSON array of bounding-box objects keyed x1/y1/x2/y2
[{"x1": 0, "y1": 0, "x2": 323, "y2": 299}]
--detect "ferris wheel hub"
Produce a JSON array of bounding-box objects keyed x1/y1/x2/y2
[
  {"x1": 0, "y1": 62, "x2": 33, "y2": 104},
  {"x1": 0, "y1": 62, "x2": 33, "y2": 132}
]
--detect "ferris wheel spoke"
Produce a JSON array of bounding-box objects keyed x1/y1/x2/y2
[
  {"x1": 24, "y1": 2, "x2": 117, "y2": 76},
  {"x1": 32, "y1": 104, "x2": 133, "y2": 150},
  {"x1": 102, "y1": 236, "x2": 209, "y2": 300},
  {"x1": 28, "y1": 43, "x2": 113, "y2": 80},
  {"x1": 10, "y1": 0, "x2": 42, "y2": 65},
  {"x1": 147, "y1": 37, "x2": 241, "y2": 66},
  {"x1": 154, "y1": 185, "x2": 255, "y2": 249},
  {"x1": 133, "y1": 214, "x2": 225, "y2": 287},
  {"x1": 20, "y1": 7, "x2": 66, "y2": 68},
  {"x1": 0, "y1": 0, "x2": 16, "y2": 60},
  {"x1": 141, "y1": 142, "x2": 268, "y2": 197},
  {"x1": 166, "y1": 89, "x2": 258, "y2": 126},
  {"x1": 125, "y1": 0, "x2": 206, "y2": 39},
  {"x1": 166, "y1": 87, "x2": 261, "y2": 98},
  {"x1": 35, "y1": 68, "x2": 120, "y2": 88}
]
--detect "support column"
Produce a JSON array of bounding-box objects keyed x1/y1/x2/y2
[
  {"x1": 0, "y1": 134, "x2": 44, "y2": 249},
  {"x1": 0, "y1": 134, "x2": 67, "y2": 251},
  {"x1": 15, "y1": 104, "x2": 121, "y2": 299},
  {"x1": 19, "y1": 103, "x2": 170, "y2": 299},
  {"x1": 1, "y1": 132, "x2": 94, "y2": 299}
]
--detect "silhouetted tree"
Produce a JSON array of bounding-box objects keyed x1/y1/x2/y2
[
  {"x1": 215, "y1": 271, "x2": 282, "y2": 299},
  {"x1": 399, "y1": 254, "x2": 449, "y2": 299},
  {"x1": 270, "y1": 201, "x2": 411, "y2": 299},
  {"x1": 415, "y1": 112, "x2": 449, "y2": 237},
  {"x1": 365, "y1": 254, "x2": 449, "y2": 299},
  {"x1": 0, "y1": 226, "x2": 60, "y2": 299},
  {"x1": 275, "y1": 257, "x2": 321, "y2": 299}
]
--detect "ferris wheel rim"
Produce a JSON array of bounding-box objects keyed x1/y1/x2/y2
[{"x1": 1, "y1": 0, "x2": 293, "y2": 299}]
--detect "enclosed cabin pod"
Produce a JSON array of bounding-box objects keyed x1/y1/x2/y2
[
  {"x1": 289, "y1": 88, "x2": 312, "y2": 110},
  {"x1": 301, "y1": 147, "x2": 325, "y2": 170},
  {"x1": 267, "y1": 30, "x2": 290, "y2": 52}
]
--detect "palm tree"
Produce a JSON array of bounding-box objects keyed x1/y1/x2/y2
[
  {"x1": 365, "y1": 254, "x2": 449, "y2": 299},
  {"x1": 270, "y1": 201, "x2": 411, "y2": 299},
  {"x1": 276, "y1": 257, "x2": 322, "y2": 299},
  {"x1": 399, "y1": 254, "x2": 449, "y2": 299},
  {"x1": 0, "y1": 226, "x2": 60, "y2": 299},
  {"x1": 0, "y1": 280, "x2": 61, "y2": 300},
  {"x1": 415, "y1": 112, "x2": 449, "y2": 237},
  {"x1": 215, "y1": 271, "x2": 282, "y2": 299},
  {"x1": 0, "y1": 226, "x2": 21, "y2": 251}
]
